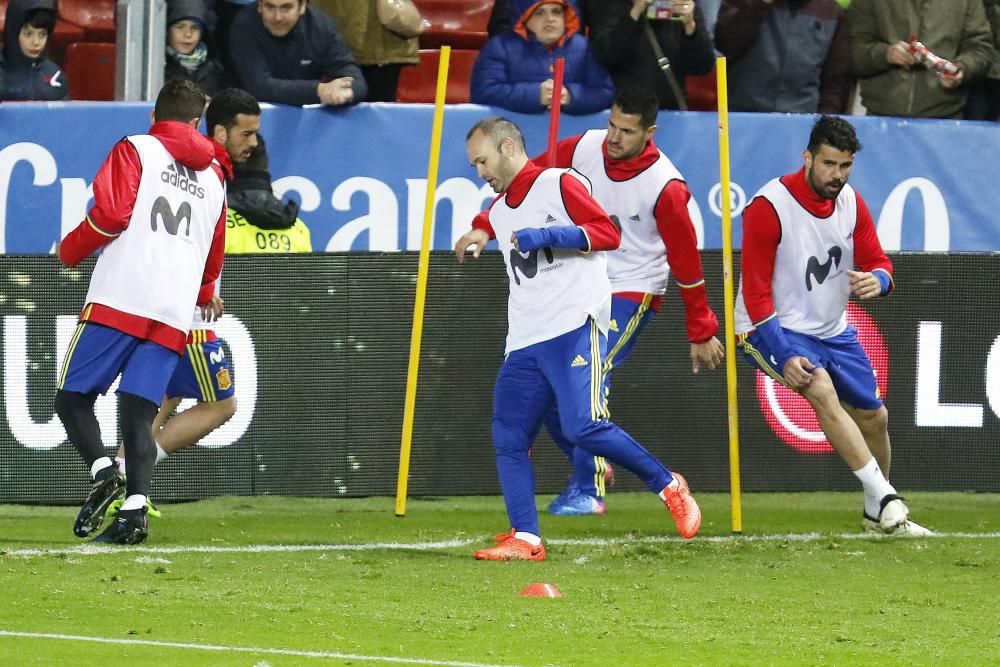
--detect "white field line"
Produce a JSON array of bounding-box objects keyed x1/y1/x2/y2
[
  {"x1": 3, "y1": 531, "x2": 1000, "y2": 559},
  {"x1": 0, "y1": 631, "x2": 523, "y2": 667}
]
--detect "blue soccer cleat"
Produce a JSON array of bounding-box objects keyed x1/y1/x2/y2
[{"x1": 548, "y1": 488, "x2": 607, "y2": 516}]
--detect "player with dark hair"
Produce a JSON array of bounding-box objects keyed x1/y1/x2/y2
[
  {"x1": 734, "y1": 115, "x2": 931, "y2": 536},
  {"x1": 55, "y1": 78, "x2": 228, "y2": 544},
  {"x1": 456, "y1": 116, "x2": 702, "y2": 561},
  {"x1": 473, "y1": 86, "x2": 723, "y2": 516},
  {"x1": 113, "y1": 88, "x2": 261, "y2": 485}
]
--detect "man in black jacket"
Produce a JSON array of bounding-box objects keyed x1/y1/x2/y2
[
  {"x1": 228, "y1": 0, "x2": 367, "y2": 106},
  {"x1": 586, "y1": 0, "x2": 714, "y2": 110}
]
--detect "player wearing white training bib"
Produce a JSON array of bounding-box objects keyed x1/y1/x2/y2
[
  {"x1": 486, "y1": 87, "x2": 724, "y2": 516},
  {"x1": 55, "y1": 80, "x2": 228, "y2": 545},
  {"x1": 489, "y1": 167, "x2": 612, "y2": 354},
  {"x1": 455, "y1": 116, "x2": 703, "y2": 562},
  {"x1": 735, "y1": 115, "x2": 931, "y2": 537}
]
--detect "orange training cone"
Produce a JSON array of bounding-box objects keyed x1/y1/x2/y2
[{"x1": 519, "y1": 582, "x2": 563, "y2": 598}]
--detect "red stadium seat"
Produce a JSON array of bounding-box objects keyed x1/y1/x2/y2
[
  {"x1": 63, "y1": 42, "x2": 116, "y2": 101},
  {"x1": 58, "y1": 0, "x2": 116, "y2": 43},
  {"x1": 397, "y1": 48, "x2": 478, "y2": 104},
  {"x1": 412, "y1": 0, "x2": 492, "y2": 50},
  {"x1": 686, "y1": 68, "x2": 718, "y2": 112}
]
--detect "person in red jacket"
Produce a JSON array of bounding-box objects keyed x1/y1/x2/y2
[
  {"x1": 734, "y1": 115, "x2": 931, "y2": 536},
  {"x1": 456, "y1": 116, "x2": 702, "y2": 561},
  {"x1": 55, "y1": 79, "x2": 228, "y2": 545}
]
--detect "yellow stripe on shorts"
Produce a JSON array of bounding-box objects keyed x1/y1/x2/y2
[
  {"x1": 604, "y1": 293, "x2": 652, "y2": 374},
  {"x1": 57, "y1": 322, "x2": 88, "y2": 389},
  {"x1": 737, "y1": 334, "x2": 789, "y2": 387},
  {"x1": 188, "y1": 342, "x2": 217, "y2": 401}
]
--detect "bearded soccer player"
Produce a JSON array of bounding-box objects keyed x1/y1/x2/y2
[
  {"x1": 734, "y1": 114, "x2": 931, "y2": 536},
  {"x1": 55, "y1": 79, "x2": 227, "y2": 544},
  {"x1": 455, "y1": 116, "x2": 702, "y2": 561}
]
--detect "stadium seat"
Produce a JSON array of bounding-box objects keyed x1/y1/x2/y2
[
  {"x1": 396, "y1": 48, "x2": 477, "y2": 104},
  {"x1": 686, "y1": 69, "x2": 718, "y2": 112},
  {"x1": 412, "y1": 0, "x2": 492, "y2": 50},
  {"x1": 58, "y1": 0, "x2": 116, "y2": 43},
  {"x1": 63, "y1": 42, "x2": 116, "y2": 101}
]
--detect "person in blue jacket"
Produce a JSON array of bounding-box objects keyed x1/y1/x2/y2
[
  {"x1": 471, "y1": 0, "x2": 613, "y2": 115},
  {"x1": 2, "y1": 0, "x2": 68, "y2": 101}
]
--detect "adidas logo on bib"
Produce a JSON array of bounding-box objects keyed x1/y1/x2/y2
[{"x1": 571, "y1": 355, "x2": 588, "y2": 368}]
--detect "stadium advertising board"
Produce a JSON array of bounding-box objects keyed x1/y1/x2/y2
[
  {"x1": 0, "y1": 103, "x2": 997, "y2": 254},
  {"x1": 0, "y1": 253, "x2": 995, "y2": 504}
]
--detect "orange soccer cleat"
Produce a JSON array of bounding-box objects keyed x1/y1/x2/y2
[
  {"x1": 473, "y1": 530, "x2": 546, "y2": 561},
  {"x1": 662, "y1": 473, "x2": 701, "y2": 539}
]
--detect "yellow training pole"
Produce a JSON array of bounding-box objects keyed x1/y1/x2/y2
[
  {"x1": 395, "y1": 46, "x2": 451, "y2": 517},
  {"x1": 716, "y1": 56, "x2": 743, "y2": 533}
]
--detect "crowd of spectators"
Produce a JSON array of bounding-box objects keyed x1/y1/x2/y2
[{"x1": 0, "y1": 0, "x2": 997, "y2": 120}]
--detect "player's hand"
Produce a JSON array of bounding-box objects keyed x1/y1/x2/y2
[
  {"x1": 690, "y1": 336, "x2": 724, "y2": 373},
  {"x1": 782, "y1": 355, "x2": 815, "y2": 391},
  {"x1": 511, "y1": 228, "x2": 549, "y2": 253},
  {"x1": 847, "y1": 270, "x2": 881, "y2": 300},
  {"x1": 886, "y1": 41, "x2": 917, "y2": 67},
  {"x1": 200, "y1": 295, "x2": 224, "y2": 322},
  {"x1": 455, "y1": 228, "x2": 490, "y2": 263}
]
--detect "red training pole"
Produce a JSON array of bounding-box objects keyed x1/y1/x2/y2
[{"x1": 545, "y1": 57, "x2": 565, "y2": 167}]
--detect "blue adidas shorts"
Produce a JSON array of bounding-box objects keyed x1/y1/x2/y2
[
  {"x1": 165, "y1": 336, "x2": 235, "y2": 402},
  {"x1": 59, "y1": 322, "x2": 180, "y2": 406},
  {"x1": 738, "y1": 325, "x2": 882, "y2": 410},
  {"x1": 605, "y1": 294, "x2": 656, "y2": 374}
]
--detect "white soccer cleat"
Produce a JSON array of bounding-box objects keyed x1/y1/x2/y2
[
  {"x1": 878, "y1": 496, "x2": 909, "y2": 532},
  {"x1": 884, "y1": 519, "x2": 935, "y2": 537}
]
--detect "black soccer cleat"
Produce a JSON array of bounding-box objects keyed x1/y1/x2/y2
[
  {"x1": 94, "y1": 506, "x2": 149, "y2": 545},
  {"x1": 73, "y1": 466, "x2": 126, "y2": 538}
]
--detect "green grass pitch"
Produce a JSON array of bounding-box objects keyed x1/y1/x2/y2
[{"x1": 1, "y1": 492, "x2": 998, "y2": 666}]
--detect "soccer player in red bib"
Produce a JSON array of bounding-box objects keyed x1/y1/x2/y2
[
  {"x1": 456, "y1": 116, "x2": 702, "y2": 561},
  {"x1": 734, "y1": 115, "x2": 931, "y2": 536},
  {"x1": 55, "y1": 79, "x2": 228, "y2": 544}
]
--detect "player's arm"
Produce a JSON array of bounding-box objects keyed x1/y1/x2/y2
[
  {"x1": 512, "y1": 173, "x2": 620, "y2": 252},
  {"x1": 197, "y1": 202, "x2": 227, "y2": 307},
  {"x1": 654, "y1": 179, "x2": 719, "y2": 343},
  {"x1": 529, "y1": 134, "x2": 583, "y2": 169},
  {"x1": 58, "y1": 140, "x2": 141, "y2": 267},
  {"x1": 741, "y1": 196, "x2": 798, "y2": 371},
  {"x1": 848, "y1": 194, "x2": 893, "y2": 300}
]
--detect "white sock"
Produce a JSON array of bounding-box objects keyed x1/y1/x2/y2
[
  {"x1": 120, "y1": 494, "x2": 147, "y2": 511},
  {"x1": 853, "y1": 458, "x2": 896, "y2": 518},
  {"x1": 658, "y1": 476, "x2": 681, "y2": 500},
  {"x1": 90, "y1": 457, "x2": 113, "y2": 479},
  {"x1": 155, "y1": 441, "x2": 168, "y2": 464},
  {"x1": 115, "y1": 456, "x2": 126, "y2": 476},
  {"x1": 514, "y1": 531, "x2": 542, "y2": 546}
]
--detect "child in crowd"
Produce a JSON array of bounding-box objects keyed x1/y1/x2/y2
[
  {"x1": 2, "y1": 0, "x2": 68, "y2": 101},
  {"x1": 165, "y1": 0, "x2": 228, "y2": 98}
]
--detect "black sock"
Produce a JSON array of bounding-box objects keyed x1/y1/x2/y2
[
  {"x1": 119, "y1": 392, "x2": 159, "y2": 497},
  {"x1": 54, "y1": 389, "x2": 106, "y2": 469}
]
